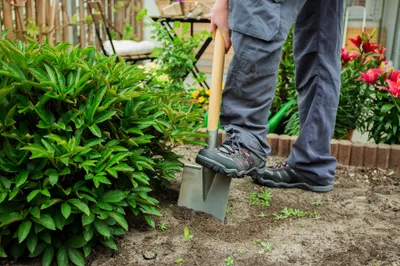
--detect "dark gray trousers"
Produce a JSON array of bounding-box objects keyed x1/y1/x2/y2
[{"x1": 221, "y1": 0, "x2": 344, "y2": 184}]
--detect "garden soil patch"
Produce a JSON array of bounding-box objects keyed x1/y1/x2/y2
[{"x1": 13, "y1": 146, "x2": 400, "y2": 266}]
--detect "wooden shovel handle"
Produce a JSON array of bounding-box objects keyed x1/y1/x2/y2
[{"x1": 208, "y1": 29, "x2": 226, "y2": 131}]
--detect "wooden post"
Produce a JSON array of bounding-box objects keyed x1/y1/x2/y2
[
  {"x1": 15, "y1": 0, "x2": 26, "y2": 41},
  {"x1": 61, "y1": 0, "x2": 69, "y2": 42},
  {"x1": 108, "y1": 0, "x2": 113, "y2": 28},
  {"x1": 48, "y1": 0, "x2": 57, "y2": 44},
  {"x1": 2, "y1": 0, "x2": 14, "y2": 39},
  {"x1": 26, "y1": 0, "x2": 34, "y2": 19},
  {"x1": 36, "y1": 0, "x2": 46, "y2": 43},
  {"x1": 79, "y1": 0, "x2": 85, "y2": 47},
  {"x1": 54, "y1": 0, "x2": 61, "y2": 42}
]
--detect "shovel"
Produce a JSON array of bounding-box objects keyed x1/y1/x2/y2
[{"x1": 178, "y1": 29, "x2": 231, "y2": 222}]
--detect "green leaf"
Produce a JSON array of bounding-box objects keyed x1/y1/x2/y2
[
  {"x1": 87, "y1": 86, "x2": 107, "y2": 124},
  {"x1": 94, "y1": 174, "x2": 112, "y2": 186},
  {"x1": 18, "y1": 220, "x2": 32, "y2": 243},
  {"x1": 32, "y1": 214, "x2": 56, "y2": 230},
  {"x1": 82, "y1": 212, "x2": 95, "y2": 226},
  {"x1": 93, "y1": 110, "x2": 116, "y2": 124},
  {"x1": 8, "y1": 186, "x2": 19, "y2": 200},
  {"x1": 109, "y1": 212, "x2": 128, "y2": 231},
  {"x1": 29, "y1": 242, "x2": 47, "y2": 258},
  {"x1": 381, "y1": 104, "x2": 394, "y2": 113},
  {"x1": 30, "y1": 206, "x2": 40, "y2": 219},
  {"x1": 89, "y1": 124, "x2": 102, "y2": 137},
  {"x1": 27, "y1": 232, "x2": 38, "y2": 253},
  {"x1": 41, "y1": 189, "x2": 50, "y2": 197},
  {"x1": 145, "y1": 216, "x2": 155, "y2": 228},
  {"x1": 0, "y1": 246, "x2": 7, "y2": 258},
  {"x1": 83, "y1": 246, "x2": 92, "y2": 257},
  {"x1": 42, "y1": 246, "x2": 55, "y2": 266},
  {"x1": 68, "y1": 199, "x2": 90, "y2": 216},
  {"x1": 27, "y1": 190, "x2": 40, "y2": 202},
  {"x1": 102, "y1": 239, "x2": 118, "y2": 250},
  {"x1": 102, "y1": 190, "x2": 125, "y2": 203},
  {"x1": 0, "y1": 86, "x2": 14, "y2": 103},
  {"x1": 93, "y1": 219, "x2": 111, "y2": 238},
  {"x1": 61, "y1": 202, "x2": 72, "y2": 219},
  {"x1": 49, "y1": 173, "x2": 59, "y2": 186},
  {"x1": 41, "y1": 198, "x2": 63, "y2": 210},
  {"x1": 57, "y1": 245, "x2": 69, "y2": 266},
  {"x1": 53, "y1": 211, "x2": 66, "y2": 230},
  {"x1": 40, "y1": 230, "x2": 52, "y2": 244},
  {"x1": 0, "y1": 212, "x2": 24, "y2": 227},
  {"x1": 83, "y1": 226, "x2": 94, "y2": 242},
  {"x1": 66, "y1": 235, "x2": 88, "y2": 249},
  {"x1": 15, "y1": 170, "x2": 29, "y2": 187},
  {"x1": 68, "y1": 247, "x2": 85, "y2": 266}
]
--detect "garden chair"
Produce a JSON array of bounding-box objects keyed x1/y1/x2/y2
[{"x1": 87, "y1": 1, "x2": 156, "y2": 63}]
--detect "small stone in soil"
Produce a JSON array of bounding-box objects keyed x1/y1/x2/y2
[{"x1": 142, "y1": 250, "x2": 157, "y2": 260}]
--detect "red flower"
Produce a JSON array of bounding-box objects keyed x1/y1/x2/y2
[
  {"x1": 356, "y1": 68, "x2": 384, "y2": 85},
  {"x1": 386, "y1": 78, "x2": 400, "y2": 98},
  {"x1": 349, "y1": 35, "x2": 362, "y2": 48},
  {"x1": 377, "y1": 46, "x2": 386, "y2": 54},
  {"x1": 341, "y1": 48, "x2": 359, "y2": 65},
  {"x1": 188, "y1": 100, "x2": 198, "y2": 104},
  {"x1": 378, "y1": 70, "x2": 400, "y2": 98},
  {"x1": 362, "y1": 41, "x2": 380, "y2": 53}
]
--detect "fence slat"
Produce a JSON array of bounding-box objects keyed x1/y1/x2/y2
[
  {"x1": 61, "y1": 0, "x2": 69, "y2": 42},
  {"x1": 79, "y1": 0, "x2": 85, "y2": 47},
  {"x1": 36, "y1": 0, "x2": 45, "y2": 43},
  {"x1": 2, "y1": 0, "x2": 14, "y2": 39},
  {"x1": 15, "y1": 0, "x2": 26, "y2": 41},
  {"x1": 54, "y1": 0, "x2": 61, "y2": 42},
  {"x1": 48, "y1": 0, "x2": 57, "y2": 44}
]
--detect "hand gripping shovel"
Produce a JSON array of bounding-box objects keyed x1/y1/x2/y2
[{"x1": 178, "y1": 30, "x2": 231, "y2": 222}]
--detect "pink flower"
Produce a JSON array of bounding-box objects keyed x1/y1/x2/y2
[
  {"x1": 356, "y1": 69, "x2": 384, "y2": 85},
  {"x1": 349, "y1": 35, "x2": 362, "y2": 48},
  {"x1": 362, "y1": 41, "x2": 380, "y2": 53},
  {"x1": 386, "y1": 78, "x2": 400, "y2": 98},
  {"x1": 341, "y1": 48, "x2": 359, "y2": 66}
]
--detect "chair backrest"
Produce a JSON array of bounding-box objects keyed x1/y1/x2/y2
[{"x1": 87, "y1": 1, "x2": 116, "y2": 56}]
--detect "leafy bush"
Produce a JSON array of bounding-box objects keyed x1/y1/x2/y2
[{"x1": 0, "y1": 34, "x2": 205, "y2": 265}]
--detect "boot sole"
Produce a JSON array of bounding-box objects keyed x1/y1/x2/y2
[
  {"x1": 196, "y1": 154, "x2": 264, "y2": 178},
  {"x1": 252, "y1": 175, "x2": 334, "y2": 193}
]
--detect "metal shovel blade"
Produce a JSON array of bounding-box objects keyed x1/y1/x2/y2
[{"x1": 178, "y1": 164, "x2": 232, "y2": 221}]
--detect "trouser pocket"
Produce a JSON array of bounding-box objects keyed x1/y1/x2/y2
[{"x1": 228, "y1": 0, "x2": 282, "y2": 41}]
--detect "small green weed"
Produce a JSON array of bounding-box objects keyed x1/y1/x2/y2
[
  {"x1": 259, "y1": 212, "x2": 266, "y2": 217},
  {"x1": 175, "y1": 258, "x2": 183, "y2": 264},
  {"x1": 184, "y1": 227, "x2": 193, "y2": 241},
  {"x1": 312, "y1": 200, "x2": 322, "y2": 206},
  {"x1": 237, "y1": 247, "x2": 248, "y2": 254},
  {"x1": 256, "y1": 240, "x2": 274, "y2": 253},
  {"x1": 248, "y1": 188, "x2": 272, "y2": 207},
  {"x1": 225, "y1": 256, "x2": 234, "y2": 265},
  {"x1": 273, "y1": 208, "x2": 320, "y2": 221},
  {"x1": 226, "y1": 201, "x2": 232, "y2": 217},
  {"x1": 158, "y1": 223, "x2": 168, "y2": 231}
]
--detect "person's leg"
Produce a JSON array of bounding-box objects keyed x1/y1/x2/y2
[
  {"x1": 254, "y1": 0, "x2": 344, "y2": 192},
  {"x1": 196, "y1": 0, "x2": 306, "y2": 177}
]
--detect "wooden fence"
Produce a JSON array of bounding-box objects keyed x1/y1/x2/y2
[{"x1": 0, "y1": 0, "x2": 144, "y2": 47}]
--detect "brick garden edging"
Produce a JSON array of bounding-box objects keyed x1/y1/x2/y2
[{"x1": 216, "y1": 132, "x2": 400, "y2": 172}]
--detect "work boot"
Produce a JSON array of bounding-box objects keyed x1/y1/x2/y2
[
  {"x1": 252, "y1": 162, "x2": 334, "y2": 192},
  {"x1": 196, "y1": 135, "x2": 265, "y2": 178}
]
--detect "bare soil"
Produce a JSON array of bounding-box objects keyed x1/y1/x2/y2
[{"x1": 12, "y1": 146, "x2": 400, "y2": 266}]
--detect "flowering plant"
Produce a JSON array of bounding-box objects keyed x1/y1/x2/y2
[
  {"x1": 358, "y1": 67, "x2": 400, "y2": 144},
  {"x1": 190, "y1": 87, "x2": 210, "y2": 111}
]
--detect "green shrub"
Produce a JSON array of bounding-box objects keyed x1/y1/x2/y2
[{"x1": 0, "y1": 35, "x2": 206, "y2": 265}]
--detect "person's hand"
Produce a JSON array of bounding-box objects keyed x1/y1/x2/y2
[{"x1": 205, "y1": 0, "x2": 231, "y2": 53}]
